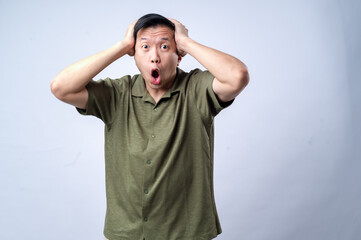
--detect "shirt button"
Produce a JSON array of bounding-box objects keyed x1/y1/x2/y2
[
  {"x1": 144, "y1": 189, "x2": 149, "y2": 194},
  {"x1": 151, "y1": 134, "x2": 156, "y2": 138},
  {"x1": 144, "y1": 217, "x2": 148, "y2": 222},
  {"x1": 147, "y1": 160, "x2": 151, "y2": 165},
  {"x1": 154, "y1": 107, "x2": 158, "y2": 111}
]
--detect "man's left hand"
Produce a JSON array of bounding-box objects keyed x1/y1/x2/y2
[{"x1": 168, "y1": 18, "x2": 188, "y2": 57}]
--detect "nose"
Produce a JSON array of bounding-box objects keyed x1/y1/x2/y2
[{"x1": 150, "y1": 49, "x2": 160, "y2": 63}]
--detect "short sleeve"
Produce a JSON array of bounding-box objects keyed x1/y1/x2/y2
[
  {"x1": 76, "y1": 76, "x2": 129, "y2": 125},
  {"x1": 188, "y1": 69, "x2": 234, "y2": 118}
]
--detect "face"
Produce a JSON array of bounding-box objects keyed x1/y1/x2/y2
[{"x1": 134, "y1": 26, "x2": 181, "y2": 92}]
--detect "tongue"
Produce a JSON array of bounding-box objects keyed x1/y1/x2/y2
[{"x1": 152, "y1": 77, "x2": 160, "y2": 84}]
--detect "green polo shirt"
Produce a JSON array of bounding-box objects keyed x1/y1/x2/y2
[{"x1": 77, "y1": 68, "x2": 233, "y2": 240}]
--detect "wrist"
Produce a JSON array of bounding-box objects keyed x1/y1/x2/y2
[
  {"x1": 178, "y1": 36, "x2": 192, "y2": 51},
  {"x1": 116, "y1": 40, "x2": 134, "y2": 56}
]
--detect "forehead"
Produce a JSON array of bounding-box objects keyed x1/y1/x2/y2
[{"x1": 136, "y1": 26, "x2": 174, "y2": 41}]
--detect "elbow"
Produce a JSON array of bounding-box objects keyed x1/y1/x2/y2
[
  {"x1": 50, "y1": 78, "x2": 66, "y2": 101},
  {"x1": 234, "y1": 67, "x2": 250, "y2": 92},
  {"x1": 214, "y1": 65, "x2": 249, "y2": 102}
]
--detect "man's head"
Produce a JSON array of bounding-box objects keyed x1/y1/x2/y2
[
  {"x1": 133, "y1": 13, "x2": 182, "y2": 92},
  {"x1": 133, "y1": 14, "x2": 175, "y2": 48}
]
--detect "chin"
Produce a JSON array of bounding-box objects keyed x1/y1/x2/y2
[{"x1": 149, "y1": 83, "x2": 162, "y2": 89}]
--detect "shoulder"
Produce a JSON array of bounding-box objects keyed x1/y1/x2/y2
[
  {"x1": 185, "y1": 68, "x2": 215, "y2": 91},
  {"x1": 187, "y1": 68, "x2": 214, "y2": 88},
  {"x1": 174, "y1": 68, "x2": 214, "y2": 89},
  {"x1": 106, "y1": 75, "x2": 133, "y2": 89},
  {"x1": 88, "y1": 75, "x2": 133, "y2": 93},
  {"x1": 178, "y1": 68, "x2": 213, "y2": 79}
]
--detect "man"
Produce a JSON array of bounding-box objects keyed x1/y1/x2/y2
[{"x1": 51, "y1": 13, "x2": 249, "y2": 240}]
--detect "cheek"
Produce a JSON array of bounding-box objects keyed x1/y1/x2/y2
[
  {"x1": 168, "y1": 54, "x2": 180, "y2": 67},
  {"x1": 134, "y1": 54, "x2": 146, "y2": 70},
  {"x1": 134, "y1": 57, "x2": 140, "y2": 70}
]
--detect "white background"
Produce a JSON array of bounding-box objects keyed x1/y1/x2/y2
[{"x1": 1, "y1": 0, "x2": 360, "y2": 239}]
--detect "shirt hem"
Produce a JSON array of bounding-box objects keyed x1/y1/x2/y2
[{"x1": 103, "y1": 229, "x2": 221, "y2": 240}]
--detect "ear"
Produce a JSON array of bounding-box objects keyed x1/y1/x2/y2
[{"x1": 177, "y1": 55, "x2": 182, "y2": 66}]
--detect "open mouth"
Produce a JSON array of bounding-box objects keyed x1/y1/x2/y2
[
  {"x1": 151, "y1": 68, "x2": 160, "y2": 84},
  {"x1": 152, "y1": 69, "x2": 159, "y2": 78}
]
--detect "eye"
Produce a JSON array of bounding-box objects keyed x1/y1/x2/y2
[
  {"x1": 142, "y1": 44, "x2": 149, "y2": 49},
  {"x1": 161, "y1": 44, "x2": 168, "y2": 50}
]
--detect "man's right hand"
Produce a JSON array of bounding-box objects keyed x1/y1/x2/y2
[
  {"x1": 50, "y1": 20, "x2": 138, "y2": 109},
  {"x1": 123, "y1": 20, "x2": 137, "y2": 56}
]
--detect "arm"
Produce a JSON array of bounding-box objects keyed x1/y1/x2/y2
[
  {"x1": 50, "y1": 21, "x2": 136, "y2": 109},
  {"x1": 169, "y1": 19, "x2": 249, "y2": 102}
]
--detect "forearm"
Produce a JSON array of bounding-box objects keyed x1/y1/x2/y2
[
  {"x1": 181, "y1": 37, "x2": 248, "y2": 89},
  {"x1": 51, "y1": 40, "x2": 131, "y2": 98}
]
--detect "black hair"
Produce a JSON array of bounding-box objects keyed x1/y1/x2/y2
[{"x1": 133, "y1": 13, "x2": 175, "y2": 47}]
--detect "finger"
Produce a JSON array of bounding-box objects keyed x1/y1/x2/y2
[
  {"x1": 168, "y1": 18, "x2": 176, "y2": 23},
  {"x1": 168, "y1": 18, "x2": 181, "y2": 26},
  {"x1": 129, "y1": 20, "x2": 138, "y2": 31},
  {"x1": 177, "y1": 48, "x2": 186, "y2": 57},
  {"x1": 131, "y1": 18, "x2": 139, "y2": 25},
  {"x1": 128, "y1": 49, "x2": 135, "y2": 57}
]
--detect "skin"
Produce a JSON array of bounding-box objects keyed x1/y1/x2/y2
[
  {"x1": 50, "y1": 18, "x2": 249, "y2": 108},
  {"x1": 134, "y1": 26, "x2": 181, "y2": 103},
  {"x1": 168, "y1": 18, "x2": 249, "y2": 102}
]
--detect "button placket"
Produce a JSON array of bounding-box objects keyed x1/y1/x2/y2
[{"x1": 142, "y1": 104, "x2": 157, "y2": 225}]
